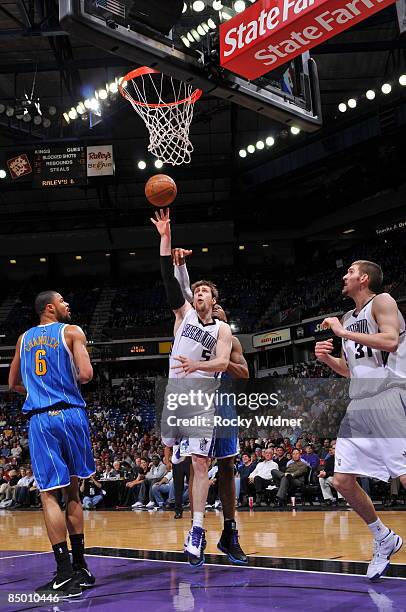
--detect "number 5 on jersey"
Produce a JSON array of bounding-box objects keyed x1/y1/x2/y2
[{"x1": 35, "y1": 349, "x2": 47, "y2": 376}]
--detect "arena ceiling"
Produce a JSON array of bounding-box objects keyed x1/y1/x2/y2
[{"x1": 0, "y1": 0, "x2": 405, "y2": 246}]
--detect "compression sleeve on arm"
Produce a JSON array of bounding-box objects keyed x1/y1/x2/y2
[
  {"x1": 160, "y1": 256, "x2": 186, "y2": 310},
  {"x1": 174, "y1": 263, "x2": 193, "y2": 303}
]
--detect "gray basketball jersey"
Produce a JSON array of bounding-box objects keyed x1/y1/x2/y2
[
  {"x1": 169, "y1": 308, "x2": 223, "y2": 379},
  {"x1": 342, "y1": 295, "x2": 406, "y2": 398}
]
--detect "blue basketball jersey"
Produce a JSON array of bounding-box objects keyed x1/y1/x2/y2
[{"x1": 20, "y1": 322, "x2": 86, "y2": 414}]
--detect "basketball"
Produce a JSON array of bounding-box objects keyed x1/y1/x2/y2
[{"x1": 145, "y1": 174, "x2": 177, "y2": 207}]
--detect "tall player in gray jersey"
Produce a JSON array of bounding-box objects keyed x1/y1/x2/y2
[
  {"x1": 315, "y1": 260, "x2": 405, "y2": 581},
  {"x1": 151, "y1": 208, "x2": 232, "y2": 566}
]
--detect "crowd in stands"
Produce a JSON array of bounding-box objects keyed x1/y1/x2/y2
[{"x1": 0, "y1": 234, "x2": 405, "y2": 343}]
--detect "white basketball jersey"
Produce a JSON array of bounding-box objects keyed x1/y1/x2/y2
[
  {"x1": 169, "y1": 308, "x2": 224, "y2": 379},
  {"x1": 342, "y1": 296, "x2": 406, "y2": 398}
]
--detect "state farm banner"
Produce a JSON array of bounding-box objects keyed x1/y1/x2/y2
[
  {"x1": 252, "y1": 327, "x2": 291, "y2": 348},
  {"x1": 87, "y1": 145, "x2": 114, "y2": 177},
  {"x1": 220, "y1": 0, "x2": 395, "y2": 80}
]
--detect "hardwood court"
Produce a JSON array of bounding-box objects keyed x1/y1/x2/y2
[{"x1": 2, "y1": 509, "x2": 406, "y2": 564}]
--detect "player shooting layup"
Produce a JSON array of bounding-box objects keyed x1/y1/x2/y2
[
  {"x1": 315, "y1": 260, "x2": 406, "y2": 580},
  {"x1": 151, "y1": 208, "x2": 232, "y2": 566}
]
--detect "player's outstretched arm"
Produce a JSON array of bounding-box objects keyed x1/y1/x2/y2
[
  {"x1": 173, "y1": 248, "x2": 193, "y2": 303},
  {"x1": 227, "y1": 336, "x2": 249, "y2": 379},
  {"x1": 9, "y1": 336, "x2": 26, "y2": 394},
  {"x1": 150, "y1": 209, "x2": 192, "y2": 324},
  {"x1": 65, "y1": 325, "x2": 93, "y2": 384}
]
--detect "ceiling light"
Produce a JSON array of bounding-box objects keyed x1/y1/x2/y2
[
  {"x1": 343, "y1": 228, "x2": 355, "y2": 234},
  {"x1": 202, "y1": 22, "x2": 210, "y2": 33},
  {"x1": 256, "y1": 140, "x2": 264, "y2": 150},
  {"x1": 68, "y1": 108, "x2": 77, "y2": 120},
  {"x1": 234, "y1": 0, "x2": 246, "y2": 12},
  {"x1": 105, "y1": 253, "x2": 110, "y2": 257},
  {"x1": 221, "y1": 10, "x2": 232, "y2": 20},
  {"x1": 138, "y1": 161, "x2": 146, "y2": 170},
  {"x1": 381, "y1": 83, "x2": 391, "y2": 94},
  {"x1": 202, "y1": 247, "x2": 209, "y2": 253},
  {"x1": 109, "y1": 81, "x2": 119, "y2": 94},
  {"x1": 190, "y1": 29, "x2": 201, "y2": 41},
  {"x1": 239, "y1": 149, "x2": 247, "y2": 158},
  {"x1": 63, "y1": 112, "x2": 70, "y2": 123},
  {"x1": 39, "y1": 257, "x2": 46, "y2": 263},
  {"x1": 129, "y1": 252, "x2": 135, "y2": 256},
  {"x1": 399, "y1": 75, "x2": 406, "y2": 87},
  {"x1": 262, "y1": 244, "x2": 269, "y2": 247},
  {"x1": 238, "y1": 245, "x2": 245, "y2": 250},
  {"x1": 0, "y1": 170, "x2": 6, "y2": 179},
  {"x1": 213, "y1": 0, "x2": 223, "y2": 8},
  {"x1": 266, "y1": 136, "x2": 275, "y2": 146},
  {"x1": 155, "y1": 160, "x2": 163, "y2": 169},
  {"x1": 89, "y1": 98, "x2": 99, "y2": 111},
  {"x1": 290, "y1": 126, "x2": 300, "y2": 135},
  {"x1": 366, "y1": 89, "x2": 376, "y2": 100},
  {"x1": 192, "y1": 0, "x2": 205, "y2": 11},
  {"x1": 338, "y1": 103, "x2": 347, "y2": 113},
  {"x1": 187, "y1": 32, "x2": 194, "y2": 43},
  {"x1": 84, "y1": 99, "x2": 92, "y2": 109},
  {"x1": 247, "y1": 144, "x2": 255, "y2": 153},
  {"x1": 9, "y1": 259, "x2": 16, "y2": 265},
  {"x1": 181, "y1": 36, "x2": 191, "y2": 47},
  {"x1": 182, "y1": 2, "x2": 187, "y2": 13},
  {"x1": 98, "y1": 88, "x2": 108, "y2": 100},
  {"x1": 207, "y1": 18, "x2": 217, "y2": 28},
  {"x1": 77, "y1": 102, "x2": 86, "y2": 115},
  {"x1": 347, "y1": 98, "x2": 357, "y2": 108},
  {"x1": 75, "y1": 255, "x2": 82, "y2": 261},
  {"x1": 197, "y1": 24, "x2": 205, "y2": 36}
]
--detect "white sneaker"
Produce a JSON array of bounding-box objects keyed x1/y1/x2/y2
[
  {"x1": 146, "y1": 501, "x2": 155, "y2": 509},
  {"x1": 131, "y1": 502, "x2": 144, "y2": 509},
  {"x1": 185, "y1": 526, "x2": 206, "y2": 567},
  {"x1": 367, "y1": 530, "x2": 403, "y2": 581},
  {"x1": 214, "y1": 500, "x2": 222, "y2": 509}
]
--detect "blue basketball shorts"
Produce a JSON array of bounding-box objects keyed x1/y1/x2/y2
[
  {"x1": 212, "y1": 401, "x2": 239, "y2": 459},
  {"x1": 28, "y1": 406, "x2": 95, "y2": 491}
]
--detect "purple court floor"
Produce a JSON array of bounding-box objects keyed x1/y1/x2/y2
[{"x1": 0, "y1": 549, "x2": 405, "y2": 611}]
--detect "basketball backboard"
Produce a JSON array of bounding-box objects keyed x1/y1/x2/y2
[{"x1": 59, "y1": 0, "x2": 322, "y2": 131}]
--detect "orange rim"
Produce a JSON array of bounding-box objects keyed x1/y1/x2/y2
[{"x1": 118, "y1": 66, "x2": 203, "y2": 108}]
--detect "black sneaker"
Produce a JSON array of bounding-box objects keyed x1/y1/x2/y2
[
  {"x1": 74, "y1": 566, "x2": 96, "y2": 588},
  {"x1": 35, "y1": 573, "x2": 82, "y2": 599},
  {"x1": 217, "y1": 522, "x2": 248, "y2": 565}
]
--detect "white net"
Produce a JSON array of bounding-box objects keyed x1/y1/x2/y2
[{"x1": 120, "y1": 70, "x2": 202, "y2": 166}]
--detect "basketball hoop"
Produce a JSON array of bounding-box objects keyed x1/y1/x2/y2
[{"x1": 119, "y1": 67, "x2": 202, "y2": 166}]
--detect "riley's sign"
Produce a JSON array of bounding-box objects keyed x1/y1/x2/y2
[{"x1": 220, "y1": 0, "x2": 395, "y2": 79}]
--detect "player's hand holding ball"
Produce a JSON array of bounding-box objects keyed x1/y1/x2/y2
[{"x1": 315, "y1": 339, "x2": 334, "y2": 363}]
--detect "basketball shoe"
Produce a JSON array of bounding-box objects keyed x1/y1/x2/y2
[
  {"x1": 185, "y1": 526, "x2": 206, "y2": 568},
  {"x1": 74, "y1": 565, "x2": 96, "y2": 588},
  {"x1": 217, "y1": 520, "x2": 248, "y2": 565},
  {"x1": 35, "y1": 573, "x2": 82, "y2": 598},
  {"x1": 367, "y1": 530, "x2": 403, "y2": 581}
]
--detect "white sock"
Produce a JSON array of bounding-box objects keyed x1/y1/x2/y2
[
  {"x1": 193, "y1": 512, "x2": 204, "y2": 529},
  {"x1": 368, "y1": 518, "x2": 390, "y2": 541}
]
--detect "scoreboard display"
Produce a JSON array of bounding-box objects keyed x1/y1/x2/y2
[{"x1": 33, "y1": 146, "x2": 87, "y2": 187}]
